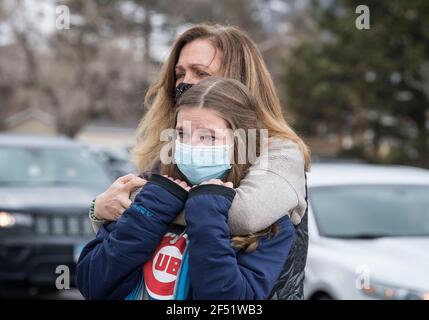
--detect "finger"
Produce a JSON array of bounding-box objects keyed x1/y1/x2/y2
[
  {"x1": 116, "y1": 173, "x2": 136, "y2": 184},
  {"x1": 109, "y1": 209, "x2": 122, "y2": 221},
  {"x1": 178, "y1": 181, "x2": 188, "y2": 189},
  {"x1": 118, "y1": 196, "x2": 132, "y2": 209},
  {"x1": 107, "y1": 204, "x2": 126, "y2": 220},
  {"x1": 123, "y1": 177, "x2": 147, "y2": 191},
  {"x1": 223, "y1": 181, "x2": 234, "y2": 188},
  {"x1": 113, "y1": 204, "x2": 126, "y2": 218},
  {"x1": 115, "y1": 206, "x2": 127, "y2": 216},
  {"x1": 184, "y1": 186, "x2": 191, "y2": 191}
]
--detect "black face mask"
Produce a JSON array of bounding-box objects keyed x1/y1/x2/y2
[{"x1": 174, "y1": 82, "x2": 193, "y2": 102}]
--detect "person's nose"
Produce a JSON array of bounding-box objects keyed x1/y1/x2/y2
[{"x1": 182, "y1": 73, "x2": 198, "y2": 84}]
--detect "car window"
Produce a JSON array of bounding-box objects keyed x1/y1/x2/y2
[
  {"x1": 0, "y1": 146, "x2": 111, "y2": 187},
  {"x1": 309, "y1": 185, "x2": 429, "y2": 238}
]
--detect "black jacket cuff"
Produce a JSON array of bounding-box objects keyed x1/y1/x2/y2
[
  {"x1": 188, "y1": 184, "x2": 236, "y2": 202},
  {"x1": 147, "y1": 174, "x2": 188, "y2": 202}
]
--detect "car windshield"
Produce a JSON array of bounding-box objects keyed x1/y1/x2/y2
[
  {"x1": 0, "y1": 146, "x2": 111, "y2": 187},
  {"x1": 309, "y1": 185, "x2": 429, "y2": 238}
]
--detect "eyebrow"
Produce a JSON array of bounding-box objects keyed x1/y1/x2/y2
[
  {"x1": 175, "y1": 126, "x2": 218, "y2": 135},
  {"x1": 175, "y1": 64, "x2": 213, "y2": 72},
  {"x1": 196, "y1": 128, "x2": 217, "y2": 136}
]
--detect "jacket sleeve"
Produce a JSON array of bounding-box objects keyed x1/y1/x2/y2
[
  {"x1": 185, "y1": 184, "x2": 296, "y2": 300},
  {"x1": 75, "y1": 174, "x2": 188, "y2": 300},
  {"x1": 228, "y1": 138, "x2": 307, "y2": 235}
]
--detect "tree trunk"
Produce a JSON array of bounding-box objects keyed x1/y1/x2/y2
[{"x1": 142, "y1": 8, "x2": 152, "y2": 72}]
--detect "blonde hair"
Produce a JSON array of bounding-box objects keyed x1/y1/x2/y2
[
  {"x1": 162, "y1": 77, "x2": 279, "y2": 252},
  {"x1": 132, "y1": 23, "x2": 310, "y2": 172}
]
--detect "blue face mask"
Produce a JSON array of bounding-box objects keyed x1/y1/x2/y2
[{"x1": 174, "y1": 140, "x2": 232, "y2": 185}]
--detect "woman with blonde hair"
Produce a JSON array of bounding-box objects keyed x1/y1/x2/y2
[{"x1": 86, "y1": 23, "x2": 310, "y2": 299}]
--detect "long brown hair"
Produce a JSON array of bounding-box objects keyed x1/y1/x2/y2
[
  {"x1": 132, "y1": 23, "x2": 310, "y2": 173},
  {"x1": 161, "y1": 77, "x2": 279, "y2": 252}
]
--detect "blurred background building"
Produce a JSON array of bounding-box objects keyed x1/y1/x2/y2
[
  {"x1": 4, "y1": 107, "x2": 136, "y2": 147},
  {"x1": 0, "y1": 0, "x2": 427, "y2": 167}
]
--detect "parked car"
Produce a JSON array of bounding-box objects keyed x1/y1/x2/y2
[
  {"x1": 90, "y1": 146, "x2": 138, "y2": 180},
  {"x1": 0, "y1": 134, "x2": 112, "y2": 296},
  {"x1": 304, "y1": 163, "x2": 429, "y2": 300}
]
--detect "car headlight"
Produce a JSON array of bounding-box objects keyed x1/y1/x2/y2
[
  {"x1": 0, "y1": 211, "x2": 33, "y2": 228},
  {"x1": 0, "y1": 211, "x2": 16, "y2": 228},
  {"x1": 362, "y1": 281, "x2": 429, "y2": 300}
]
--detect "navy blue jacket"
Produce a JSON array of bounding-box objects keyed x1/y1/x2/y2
[{"x1": 75, "y1": 174, "x2": 296, "y2": 300}]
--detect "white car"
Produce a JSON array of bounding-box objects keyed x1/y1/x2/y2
[{"x1": 304, "y1": 163, "x2": 429, "y2": 300}]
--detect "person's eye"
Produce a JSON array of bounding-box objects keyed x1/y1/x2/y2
[
  {"x1": 196, "y1": 71, "x2": 210, "y2": 78},
  {"x1": 179, "y1": 130, "x2": 192, "y2": 141},
  {"x1": 175, "y1": 72, "x2": 185, "y2": 80},
  {"x1": 177, "y1": 133, "x2": 184, "y2": 143},
  {"x1": 200, "y1": 135, "x2": 215, "y2": 143}
]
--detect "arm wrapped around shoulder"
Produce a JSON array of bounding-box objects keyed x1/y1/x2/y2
[{"x1": 228, "y1": 138, "x2": 307, "y2": 235}]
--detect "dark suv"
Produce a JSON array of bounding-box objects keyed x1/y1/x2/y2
[{"x1": 0, "y1": 134, "x2": 112, "y2": 296}]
